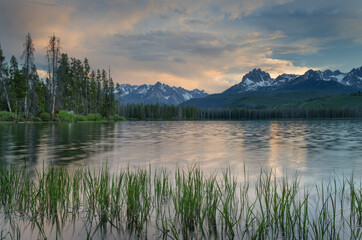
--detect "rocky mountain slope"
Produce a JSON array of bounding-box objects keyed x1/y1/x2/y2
[{"x1": 116, "y1": 82, "x2": 208, "y2": 105}]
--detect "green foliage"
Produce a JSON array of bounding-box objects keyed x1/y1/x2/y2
[
  {"x1": 86, "y1": 113, "x2": 102, "y2": 121},
  {"x1": 55, "y1": 110, "x2": 106, "y2": 122},
  {"x1": 185, "y1": 90, "x2": 357, "y2": 109},
  {"x1": 15, "y1": 113, "x2": 25, "y2": 122},
  {"x1": 74, "y1": 114, "x2": 87, "y2": 122},
  {"x1": 0, "y1": 111, "x2": 14, "y2": 121},
  {"x1": 111, "y1": 115, "x2": 126, "y2": 121},
  {"x1": 39, "y1": 112, "x2": 51, "y2": 121},
  {"x1": 1, "y1": 35, "x2": 121, "y2": 121},
  {"x1": 350, "y1": 90, "x2": 362, "y2": 96},
  {"x1": 56, "y1": 110, "x2": 75, "y2": 122},
  {"x1": 35, "y1": 79, "x2": 47, "y2": 114},
  {"x1": 300, "y1": 94, "x2": 362, "y2": 108},
  {"x1": 8, "y1": 56, "x2": 27, "y2": 114},
  {"x1": 121, "y1": 100, "x2": 362, "y2": 120}
]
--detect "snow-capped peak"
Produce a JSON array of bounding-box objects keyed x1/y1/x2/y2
[{"x1": 224, "y1": 67, "x2": 362, "y2": 94}]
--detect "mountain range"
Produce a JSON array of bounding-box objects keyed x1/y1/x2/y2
[
  {"x1": 184, "y1": 67, "x2": 362, "y2": 108},
  {"x1": 116, "y1": 67, "x2": 362, "y2": 108},
  {"x1": 115, "y1": 82, "x2": 208, "y2": 105},
  {"x1": 224, "y1": 68, "x2": 361, "y2": 93}
]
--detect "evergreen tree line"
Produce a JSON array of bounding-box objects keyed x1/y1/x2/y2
[
  {"x1": 119, "y1": 103, "x2": 362, "y2": 120},
  {"x1": 0, "y1": 33, "x2": 116, "y2": 120}
]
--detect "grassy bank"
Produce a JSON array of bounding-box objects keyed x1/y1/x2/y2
[
  {"x1": 0, "y1": 110, "x2": 126, "y2": 123},
  {"x1": 0, "y1": 165, "x2": 361, "y2": 239}
]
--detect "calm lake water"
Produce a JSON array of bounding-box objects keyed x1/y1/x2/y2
[
  {"x1": 1, "y1": 120, "x2": 362, "y2": 239},
  {"x1": 1, "y1": 120, "x2": 361, "y2": 180}
]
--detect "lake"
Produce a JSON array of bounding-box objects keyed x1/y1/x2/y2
[
  {"x1": 0, "y1": 120, "x2": 362, "y2": 239},
  {"x1": 1, "y1": 120, "x2": 361, "y2": 179}
]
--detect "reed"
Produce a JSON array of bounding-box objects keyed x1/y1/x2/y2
[{"x1": 0, "y1": 164, "x2": 361, "y2": 239}]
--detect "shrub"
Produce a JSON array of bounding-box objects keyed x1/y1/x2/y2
[
  {"x1": 55, "y1": 110, "x2": 90, "y2": 122},
  {"x1": 86, "y1": 113, "x2": 103, "y2": 121},
  {"x1": 15, "y1": 113, "x2": 25, "y2": 122},
  {"x1": 0, "y1": 111, "x2": 14, "y2": 121},
  {"x1": 111, "y1": 115, "x2": 126, "y2": 121},
  {"x1": 74, "y1": 115, "x2": 87, "y2": 122},
  {"x1": 28, "y1": 113, "x2": 37, "y2": 121},
  {"x1": 56, "y1": 110, "x2": 74, "y2": 122},
  {"x1": 39, "y1": 112, "x2": 51, "y2": 122},
  {"x1": 33, "y1": 116, "x2": 42, "y2": 122}
]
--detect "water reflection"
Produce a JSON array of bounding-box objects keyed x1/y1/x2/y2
[
  {"x1": 0, "y1": 120, "x2": 361, "y2": 179},
  {"x1": 0, "y1": 123, "x2": 116, "y2": 168},
  {"x1": 268, "y1": 121, "x2": 307, "y2": 176}
]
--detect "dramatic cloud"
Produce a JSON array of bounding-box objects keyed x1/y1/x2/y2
[{"x1": 1, "y1": 0, "x2": 362, "y2": 93}]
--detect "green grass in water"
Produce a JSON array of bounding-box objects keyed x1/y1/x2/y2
[{"x1": 0, "y1": 165, "x2": 361, "y2": 239}]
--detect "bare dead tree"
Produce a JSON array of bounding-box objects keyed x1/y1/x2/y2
[
  {"x1": 46, "y1": 34, "x2": 61, "y2": 120},
  {"x1": 21, "y1": 33, "x2": 35, "y2": 118}
]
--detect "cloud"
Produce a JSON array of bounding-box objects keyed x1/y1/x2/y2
[
  {"x1": 112, "y1": 30, "x2": 237, "y2": 62},
  {"x1": 244, "y1": 0, "x2": 362, "y2": 41},
  {"x1": 106, "y1": 29, "x2": 313, "y2": 92},
  {"x1": 1, "y1": 0, "x2": 362, "y2": 93}
]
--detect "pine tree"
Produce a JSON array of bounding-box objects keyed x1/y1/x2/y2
[
  {"x1": 69, "y1": 58, "x2": 77, "y2": 112},
  {"x1": 57, "y1": 53, "x2": 70, "y2": 110},
  {"x1": 27, "y1": 64, "x2": 40, "y2": 115},
  {"x1": 96, "y1": 69, "x2": 102, "y2": 114},
  {"x1": 36, "y1": 77, "x2": 47, "y2": 114},
  {"x1": 83, "y1": 58, "x2": 90, "y2": 115},
  {"x1": 101, "y1": 69, "x2": 109, "y2": 118},
  {"x1": 70, "y1": 58, "x2": 83, "y2": 113},
  {"x1": 115, "y1": 82, "x2": 122, "y2": 115},
  {"x1": 89, "y1": 70, "x2": 96, "y2": 113},
  {"x1": 57, "y1": 53, "x2": 70, "y2": 111},
  {"x1": 108, "y1": 67, "x2": 115, "y2": 117},
  {"x1": 9, "y1": 56, "x2": 27, "y2": 115}
]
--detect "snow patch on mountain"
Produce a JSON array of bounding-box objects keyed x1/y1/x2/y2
[
  {"x1": 182, "y1": 93, "x2": 193, "y2": 100},
  {"x1": 116, "y1": 82, "x2": 208, "y2": 105}
]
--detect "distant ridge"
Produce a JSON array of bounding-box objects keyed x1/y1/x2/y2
[{"x1": 116, "y1": 82, "x2": 208, "y2": 105}]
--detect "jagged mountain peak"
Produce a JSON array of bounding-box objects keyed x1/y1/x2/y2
[
  {"x1": 303, "y1": 69, "x2": 323, "y2": 79},
  {"x1": 348, "y1": 66, "x2": 362, "y2": 75},
  {"x1": 242, "y1": 68, "x2": 271, "y2": 83},
  {"x1": 192, "y1": 89, "x2": 207, "y2": 94},
  {"x1": 320, "y1": 70, "x2": 345, "y2": 83},
  {"x1": 223, "y1": 68, "x2": 273, "y2": 94},
  {"x1": 323, "y1": 69, "x2": 343, "y2": 76},
  {"x1": 274, "y1": 74, "x2": 299, "y2": 85},
  {"x1": 342, "y1": 67, "x2": 362, "y2": 88}
]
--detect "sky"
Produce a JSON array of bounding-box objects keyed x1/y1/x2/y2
[{"x1": 1, "y1": 0, "x2": 362, "y2": 93}]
